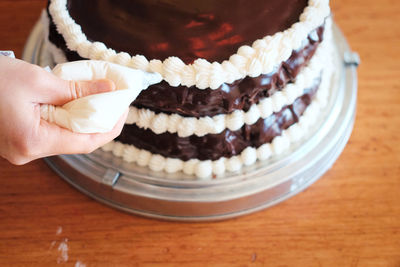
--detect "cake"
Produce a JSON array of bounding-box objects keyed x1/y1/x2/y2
[{"x1": 43, "y1": 0, "x2": 334, "y2": 179}]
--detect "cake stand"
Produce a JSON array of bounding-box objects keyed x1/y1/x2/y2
[{"x1": 23, "y1": 20, "x2": 359, "y2": 221}]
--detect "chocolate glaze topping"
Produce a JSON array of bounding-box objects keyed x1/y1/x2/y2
[
  {"x1": 116, "y1": 77, "x2": 321, "y2": 161},
  {"x1": 65, "y1": 0, "x2": 308, "y2": 64}
]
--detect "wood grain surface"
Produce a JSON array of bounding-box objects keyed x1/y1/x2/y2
[{"x1": 1, "y1": 0, "x2": 399, "y2": 266}]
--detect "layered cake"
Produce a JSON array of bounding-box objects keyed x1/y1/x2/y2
[{"x1": 43, "y1": 0, "x2": 334, "y2": 179}]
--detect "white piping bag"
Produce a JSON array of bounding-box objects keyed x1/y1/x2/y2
[{"x1": 40, "y1": 60, "x2": 162, "y2": 133}]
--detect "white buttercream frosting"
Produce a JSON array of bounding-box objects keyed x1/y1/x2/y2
[
  {"x1": 48, "y1": 0, "x2": 330, "y2": 89},
  {"x1": 101, "y1": 39, "x2": 334, "y2": 179},
  {"x1": 123, "y1": 31, "x2": 331, "y2": 137}
]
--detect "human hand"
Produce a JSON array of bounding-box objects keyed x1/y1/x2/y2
[{"x1": 0, "y1": 56, "x2": 128, "y2": 165}]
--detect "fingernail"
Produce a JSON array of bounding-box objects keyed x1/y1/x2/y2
[{"x1": 93, "y1": 79, "x2": 116, "y2": 92}]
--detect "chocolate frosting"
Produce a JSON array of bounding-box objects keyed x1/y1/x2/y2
[
  {"x1": 117, "y1": 78, "x2": 320, "y2": 161},
  {"x1": 66, "y1": 0, "x2": 308, "y2": 64}
]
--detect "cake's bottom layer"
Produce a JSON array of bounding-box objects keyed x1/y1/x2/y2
[{"x1": 102, "y1": 59, "x2": 333, "y2": 178}]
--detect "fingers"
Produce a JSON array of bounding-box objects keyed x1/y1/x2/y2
[
  {"x1": 67, "y1": 79, "x2": 116, "y2": 102},
  {"x1": 37, "y1": 108, "x2": 128, "y2": 157},
  {"x1": 1, "y1": 108, "x2": 128, "y2": 165},
  {"x1": 1, "y1": 57, "x2": 117, "y2": 106},
  {"x1": 36, "y1": 77, "x2": 116, "y2": 106}
]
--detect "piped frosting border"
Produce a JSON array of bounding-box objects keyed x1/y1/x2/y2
[{"x1": 48, "y1": 0, "x2": 330, "y2": 89}]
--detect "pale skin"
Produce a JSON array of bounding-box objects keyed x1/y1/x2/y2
[{"x1": 0, "y1": 56, "x2": 128, "y2": 165}]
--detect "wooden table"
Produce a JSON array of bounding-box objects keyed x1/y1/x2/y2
[{"x1": 1, "y1": 0, "x2": 399, "y2": 266}]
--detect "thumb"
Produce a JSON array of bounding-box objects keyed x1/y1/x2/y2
[{"x1": 37, "y1": 74, "x2": 116, "y2": 106}]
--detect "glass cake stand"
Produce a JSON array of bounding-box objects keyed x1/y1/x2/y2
[{"x1": 23, "y1": 19, "x2": 359, "y2": 221}]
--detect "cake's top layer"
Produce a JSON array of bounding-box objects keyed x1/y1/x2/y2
[
  {"x1": 68, "y1": 0, "x2": 308, "y2": 64},
  {"x1": 49, "y1": 0, "x2": 330, "y2": 89}
]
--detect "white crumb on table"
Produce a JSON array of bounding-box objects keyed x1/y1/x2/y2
[
  {"x1": 57, "y1": 238, "x2": 69, "y2": 264},
  {"x1": 75, "y1": 261, "x2": 86, "y2": 267},
  {"x1": 49, "y1": 240, "x2": 57, "y2": 250},
  {"x1": 56, "y1": 226, "x2": 62, "y2": 235}
]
